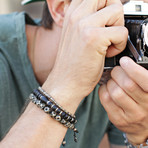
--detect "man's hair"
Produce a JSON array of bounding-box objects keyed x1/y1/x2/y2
[{"x1": 41, "y1": 2, "x2": 54, "y2": 29}]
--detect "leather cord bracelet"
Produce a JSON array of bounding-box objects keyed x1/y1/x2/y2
[
  {"x1": 29, "y1": 87, "x2": 79, "y2": 146},
  {"x1": 123, "y1": 133, "x2": 148, "y2": 148}
]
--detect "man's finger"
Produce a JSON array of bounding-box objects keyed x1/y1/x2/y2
[
  {"x1": 107, "y1": 79, "x2": 139, "y2": 113},
  {"x1": 79, "y1": 3, "x2": 124, "y2": 28},
  {"x1": 120, "y1": 57, "x2": 148, "y2": 92},
  {"x1": 99, "y1": 84, "x2": 126, "y2": 124},
  {"x1": 111, "y1": 66, "x2": 148, "y2": 103},
  {"x1": 87, "y1": 26, "x2": 127, "y2": 56}
]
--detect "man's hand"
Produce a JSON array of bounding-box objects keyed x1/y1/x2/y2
[
  {"x1": 43, "y1": 0, "x2": 128, "y2": 113},
  {"x1": 99, "y1": 56, "x2": 148, "y2": 145}
]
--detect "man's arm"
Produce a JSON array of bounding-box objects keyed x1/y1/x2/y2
[
  {"x1": 0, "y1": 102, "x2": 71, "y2": 148},
  {"x1": 0, "y1": 0, "x2": 127, "y2": 147}
]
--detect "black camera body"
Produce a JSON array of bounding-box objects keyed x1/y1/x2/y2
[{"x1": 104, "y1": 2, "x2": 148, "y2": 70}]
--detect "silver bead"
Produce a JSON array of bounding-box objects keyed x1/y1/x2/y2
[
  {"x1": 65, "y1": 122, "x2": 70, "y2": 128},
  {"x1": 61, "y1": 119, "x2": 66, "y2": 124},
  {"x1": 51, "y1": 111, "x2": 56, "y2": 117},
  {"x1": 44, "y1": 107, "x2": 50, "y2": 113},
  {"x1": 55, "y1": 115, "x2": 61, "y2": 121},
  {"x1": 40, "y1": 103, "x2": 45, "y2": 109},
  {"x1": 69, "y1": 124, "x2": 74, "y2": 129},
  {"x1": 36, "y1": 100, "x2": 41, "y2": 106},
  {"x1": 32, "y1": 98, "x2": 37, "y2": 104},
  {"x1": 62, "y1": 140, "x2": 66, "y2": 145},
  {"x1": 29, "y1": 94, "x2": 34, "y2": 100}
]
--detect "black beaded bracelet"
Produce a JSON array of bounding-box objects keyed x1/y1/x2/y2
[
  {"x1": 38, "y1": 87, "x2": 75, "y2": 118},
  {"x1": 29, "y1": 88, "x2": 79, "y2": 146}
]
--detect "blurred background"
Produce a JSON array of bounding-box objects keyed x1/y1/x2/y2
[{"x1": 0, "y1": 0, "x2": 44, "y2": 18}]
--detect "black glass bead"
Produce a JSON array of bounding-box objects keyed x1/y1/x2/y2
[
  {"x1": 33, "y1": 89, "x2": 40, "y2": 97},
  {"x1": 71, "y1": 118, "x2": 75, "y2": 123},
  {"x1": 47, "y1": 101, "x2": 53, "y2": 107},
  {"x1": 64, "y1": 114, "x2": 68, "y2": 120},
  {"x1": 68, "y1": 116, "x2": 72, "y2": 122},
  {"x1": 40, "y1": 95, "x2": 48, "y2": 103},
  {"x1": 56, "y1": 108, "x2": 61, "y2": 114},
  {"x1": 52, "y1": 105, "x2": 57, "y2": 111},
  {"x1": 61, "y1": 112, "x2": 66, "y2": 118}
]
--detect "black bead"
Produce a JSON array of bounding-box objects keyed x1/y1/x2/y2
[
  {"x1": 68, "y1": 116, "x2": 72, "y2": 122},
  {"x1": 56, "y1": 108, "x2": 61, "y2": 114},
  {"x1": 52, "y1": 105, "x2": 57, "y2": 111},
  {"x1": 64, "y1": 114, "x2": 68, "y2": 120},
  {"x1": 40, "y1": 95, "x2": 48, "y2": 103},
  {"x1": 33, "y1": 89, "x2": 40, "y2": 97},
  {"x1": 71, "y1": 117, "x2": 75, "y2": 123},
  {"x1": 47, "y1": 101, "x2": 53, "y2": 107},
  {"x1": 61, "y1": 112, "x2": 66, "y2": 118}
]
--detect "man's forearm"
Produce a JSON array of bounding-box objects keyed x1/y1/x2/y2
[{"x1": 0, "y1": 102, "x2": 68, "y2": 148}]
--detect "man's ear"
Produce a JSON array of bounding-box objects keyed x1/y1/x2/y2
[{"x1": 46, "y1": 0, "x2": 68, "y2": 27}]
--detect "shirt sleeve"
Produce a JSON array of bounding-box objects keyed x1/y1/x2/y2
[{"x1": 107, "y1": 122, "x2": 126, "y2": 146}]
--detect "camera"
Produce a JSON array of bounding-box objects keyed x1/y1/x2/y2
[{"x1": 104, "y1": 1, "x2": 148, "y2": 70}]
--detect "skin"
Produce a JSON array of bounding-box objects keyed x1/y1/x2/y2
[
  {"x1": 0, "y1": 0, "x2": 147, "y2": 147},
  {"x1": 99, "y1": 57, "x2": 148, "y2": 145}
]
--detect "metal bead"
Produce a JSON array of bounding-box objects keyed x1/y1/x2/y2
[
  {"x1": 32, "y1": 98, "x2": 37, "y2": 104},
  {"x1": 36, "y1": 100, "x2": 41, "y2": 106},
  {"x1": 51, "y1": 111, "x2": 56, "y2": 117},
  {"x1": 44, "y1": 107, "x2": 50, "y2": 113},
  {"x1": 62, "y1": 140, "x2": 66, "y2": 146},
  {"x1": 55, "y1": 115, "x2": 61, "y2": 121},
  {"x1": 69, "y1": 124, "x2": 74, "y2": 130},
  {"x1": 61, "y1": 119, "x2": 66, "y2": 124},
  {"x1": 29, "y1": 94, "x2": 34, "y2": 100},
  {"x1": 40, "y1": 103, "x2": 45, "y2": 109},
  {"x1": 74, "y1": 128, "x2": 78, "y2": 133},
  {"x1": 65, "y1": 122, "x2": 70, "y2": 128}
]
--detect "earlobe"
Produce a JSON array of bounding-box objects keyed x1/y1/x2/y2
[{"x1": 46, "y1": 0, "x2": 66, "y2": 27}]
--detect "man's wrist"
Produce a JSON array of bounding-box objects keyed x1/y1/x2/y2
[
  {"x1": 42, "y1": 83, "x2": 83, "y2": 114},
  {"x1": 124, "y1": 133, "x2": 148, "y2": 148}
]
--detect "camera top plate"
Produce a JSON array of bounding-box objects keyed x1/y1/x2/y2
[{"x1": 124, "y1": 0, "x2": 148, "y2": 16}]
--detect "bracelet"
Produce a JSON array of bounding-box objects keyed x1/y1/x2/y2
[
  {"x1": 38, "y1": 86, "x2": 76, "y2": 118},
  {"x1": 29, "y1": 87, "x2": 79, "y2": 146},
  {"x1": 123, "y1": 133, "x2": 148, "y2": 148}
]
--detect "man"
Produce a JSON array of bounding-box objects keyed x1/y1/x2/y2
[{"x1": 0, "y1": 0, "x2": 148, "y2": 148}]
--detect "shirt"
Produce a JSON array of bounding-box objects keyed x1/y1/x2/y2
[{"x1": 0, "y1": 12, "x2": 125, "y2": 148}]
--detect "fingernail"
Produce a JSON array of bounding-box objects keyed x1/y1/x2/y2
[{"x1": 120, "y1": 57, "x2": 129, "y2": 68}]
